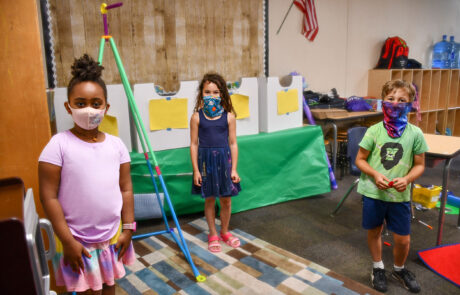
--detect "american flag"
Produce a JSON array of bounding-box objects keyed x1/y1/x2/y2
[{"x1": 294, "y1": 0, "x2": 319, "y2": 41}]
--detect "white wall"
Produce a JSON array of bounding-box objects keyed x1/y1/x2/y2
[{"x1": 269, "y1": 0, "x2": 460, "y2": 97}]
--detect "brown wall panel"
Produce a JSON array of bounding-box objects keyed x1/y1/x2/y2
[
  {"x1": 50, "y1": 0, "x2": 264, "y2": 92},
  {"x1": 0, "y1": 0, "x2": 51, "y2": 217}
]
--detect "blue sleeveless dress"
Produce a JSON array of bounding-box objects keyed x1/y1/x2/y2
[{"x1": 191, "y1": 110, "x2": 241, "y2": 198}]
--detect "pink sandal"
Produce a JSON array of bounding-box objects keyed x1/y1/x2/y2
[
  {"x1": 220, "y1": 232, "x2": 240, "y2": 248},
  {"x1": 208, "y1": 235, "x2": 221, "y2": 253}
]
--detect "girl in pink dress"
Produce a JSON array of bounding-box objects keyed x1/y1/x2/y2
[{"x1": 39, "y1": 54, "x2": 135, "y2": 294}]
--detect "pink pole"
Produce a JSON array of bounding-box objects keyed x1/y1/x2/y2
[
  {"x1": 103, "y1": 14, "x2": 109, "y2": 36},
  {"x1": 106, "y1": 2, "x2": 123, "y2": 10}
]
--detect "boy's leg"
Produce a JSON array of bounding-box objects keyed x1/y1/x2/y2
[
  {"x1": 367, "y1": 225, "x2": 384, "y2": 262},
  {"x1": 391, "y1": 234, "x2": 420, "y2": 294},
  {"x1": 393, "y1": 233, "x2": 410, "y2": 266},
  {"x1": 205, "y1": 197, "x2": 218, "y2": 236},
  {"x1": 362, "y1": 196, "x2": 388, "y2": 292},
  {"x1": 386, "y1": 202, "x2": 421, "y2": 293},
  {"x1": 363, "y1": 196, "x2": 386, "y2": 263},
  {"x1": 219, "y1": 197, "x2": 232, "y2": 235}
]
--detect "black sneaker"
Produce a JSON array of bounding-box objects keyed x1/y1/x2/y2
[
  {"x1": 392, "y1": 268, "x2": 421, "y2": 293},
  {"x1": 371, "y1": 268, "x2": 388, "y2": 292}
]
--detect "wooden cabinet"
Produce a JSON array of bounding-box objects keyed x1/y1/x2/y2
[{"x1": 368, "y1": 69, "x2": 460, "y2": 135}]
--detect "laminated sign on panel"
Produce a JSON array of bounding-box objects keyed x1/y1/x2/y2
[
  {"x1": 229, "y1": 77, "x2": 259, "y2": 136},
  {"x1": 133, "y1": 81, "x2": 198, "y2": 151},
  {"x1": 258, "y1": 76, "x2": 303, "y2": 133}
]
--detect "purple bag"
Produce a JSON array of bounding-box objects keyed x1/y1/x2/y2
[{"x1": 346, "y1": 96, "x2": 372, "y2": 112}]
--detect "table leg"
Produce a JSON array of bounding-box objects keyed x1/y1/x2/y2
[
  {"x1": 331, "y1": 122, "x2": 337, "y2": 172},
  {"x1": 457, "y1": 200, "x2": 460, "y2": 228},
  {"x1": 436, "y1": 158, "x2": 452, "y2": 246},
  {"x1": 410, "y1": 182, "x2": 415, "y2": 219}
]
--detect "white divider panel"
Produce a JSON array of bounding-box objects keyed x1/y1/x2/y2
[
  {"x1": 53, "y1": 84, "x2": 132, "y2": 151},
  {"x1": 231, "y1": 77, "x2": 259, "y2": 136},
  {"x1": 258, "y1": 76, "x2": 303, "y2": 133},
  {"x1": 133, "y1": 81, "x2": 199, "y2": 151}
]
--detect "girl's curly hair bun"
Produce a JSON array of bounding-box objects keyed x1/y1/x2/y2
[
  {"x1": 67, "y1": 54, "x2": 108, "y2": 100},
  {"x1": 71, "y1": 54, "x2": 104, "y2": 81}
]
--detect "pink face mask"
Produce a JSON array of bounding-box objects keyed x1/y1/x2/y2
[{"x1": 69, "y1": 106, "x2": 106, "y2": 130}]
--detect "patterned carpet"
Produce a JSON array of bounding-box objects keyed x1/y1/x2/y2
[{"x1": 115, "y1": 218, "x2": 380, "y2": 295}]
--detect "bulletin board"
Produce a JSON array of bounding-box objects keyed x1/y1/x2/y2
[{"x1": 46, "y1": 0, "x2": 265, "y2": 92}]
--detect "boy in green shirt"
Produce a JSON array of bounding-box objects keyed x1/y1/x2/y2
[{"x1": 356, "y1": 80, "x2": 428, "y2": 293}]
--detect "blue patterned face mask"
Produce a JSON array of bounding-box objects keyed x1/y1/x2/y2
[
  {"x1": 203, "y1": 95, "x2": 224, "y2": 118},
  {"x1": 382, "y1": 101, "x2": 412, "y2": 138}
]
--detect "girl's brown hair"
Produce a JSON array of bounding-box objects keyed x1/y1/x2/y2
[
  {"x1": 194, "y1": 72, "x2": 236, "y2": 115},
  {"x1": 381, "y1": 79, "x2": 416, "y2": 102}
]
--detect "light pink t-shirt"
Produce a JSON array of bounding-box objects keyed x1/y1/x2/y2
[{"x1": 39, "y1": 130, "x2": 131, "y2": 243}]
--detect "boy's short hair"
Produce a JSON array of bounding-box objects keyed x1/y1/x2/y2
[{"x1": 381, "y1": 79, "x2": 416, "y2": 102}]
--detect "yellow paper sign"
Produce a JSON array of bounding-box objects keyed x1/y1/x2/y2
[
  {"x1": 231, "y1": 94, "x2": 250, "y2": 119},
  {"x1": 149, "y1": 98, "x2": 188, "y2": 131},
  {"x1": 99, "y1": 114, "x2": 119, "y2": 137},
  {"x1": 277, "y1": 88, "x2": 299, "y2": 115}
]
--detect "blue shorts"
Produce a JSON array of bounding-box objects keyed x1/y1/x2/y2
[{"x1": 362, "y1": 196, "x2": 411, "y2": 236}]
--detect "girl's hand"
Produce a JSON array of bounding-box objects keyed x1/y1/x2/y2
[
  {"x1": 373, "y1": 172, "x2": 390, "y2": 190},
  {"x1": 193, "y1": 171, "x2": 202, "y2": 186},
  {"x1": 116, "y1": 230, "x2": 133, "y2": 260},
  {"x1": 391, "y1": 177, "x2": 409, "y2": 192},
  {"x1": 231, "y1": 170, "x2": 240, "y2": 183},
  {"x1": 62, "y1": 238, "x2": 91, "y2": 273}
]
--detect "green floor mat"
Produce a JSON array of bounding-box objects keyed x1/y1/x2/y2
[{"x1": 436, "y1": 201, "x2": 459, "y2": 215}]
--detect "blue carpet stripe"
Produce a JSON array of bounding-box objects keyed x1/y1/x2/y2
[
  {"x1": 232, "y1": 228, "x2": 257, "y2": 240},
  {"x1": 183, "y1": 283, "x2": 212, "y2": 295},
  {"x1": 293, "y1": 274, "x2": 360, "y2": 295},
  {"x1": 143, "y1": 236, "x2": 165, "y2": 250},
  {"x1": 152, "y1": 260, "x2": 195, "y2": 289},
  {"x1": 187, "y1": 242, "x2": 229, "y2": 269},
  {"x1": 240, "y1": 256, "x2": 289, "y2": 286},
  {"x1": 196, "y1": 265, "x2": 211, "y2": 277},
  {"x1": 308, "y1": 267, "x2": 344, "y2": 285},
  {"x1": 116, "y1": 277, "x2": 143, "y2": 295},
  {"x1": 196, "y1": 232, "x2": 209, "y2": 242},
  {"x1": 311, "y1": 276, "x2": 359, "y2": 295},
  {"x1": 135, "y1": 268, "x2": 176, "y2": 295},
  {"x1": 157, "y1": 227, "x2": 230, "y2": 269}
]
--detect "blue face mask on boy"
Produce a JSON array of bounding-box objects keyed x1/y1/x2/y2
[
  {"x1": 382, "y1": 101, "x2": 412, "y2": 138},
  {"x1": 203, "y1": 95, "x2": 224, "y2": 118}
]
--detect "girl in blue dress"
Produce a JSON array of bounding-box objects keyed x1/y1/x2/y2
[{"x1": 190, "y1": 72, "x2": 242, "y2": 253}]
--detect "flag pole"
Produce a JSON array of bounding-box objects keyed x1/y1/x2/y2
[{"x1": 276, "y1": 1, "x2": 295, "y2": 35}]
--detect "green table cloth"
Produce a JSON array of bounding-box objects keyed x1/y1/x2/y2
[{"x1": 130, "y1": 125, "x2": 331, "y2": 216}]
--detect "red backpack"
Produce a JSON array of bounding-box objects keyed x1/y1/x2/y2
[{"x1": 376, "y1": 37, "x2": 409, "y2": 69}]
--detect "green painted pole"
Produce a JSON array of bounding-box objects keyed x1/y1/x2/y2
[
  {"x1": 98, "y1": 38, "x2": 105, "y2": 64},
  {"x1": 104, "y1": 37, "x2": 205, "y2": 281},
  {"x1": 108, "y1": 37, "x2": 158, "y2": 165}
]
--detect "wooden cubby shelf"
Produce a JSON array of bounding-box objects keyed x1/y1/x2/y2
[{"x1": 368, "y1": 69, "x2": 460, "y2": 135}]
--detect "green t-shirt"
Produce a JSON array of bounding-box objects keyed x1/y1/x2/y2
[{"x1": 356, "y1": 122, "x2": 428, "y2": 202}]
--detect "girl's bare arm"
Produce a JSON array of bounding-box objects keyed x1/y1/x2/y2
[
  {"x1": 38, "y1": 162, "x2": 74, "y2": 245},
  {"x1": 117, "y1": 162, "x2": 134, "y2": 258},
  {"x1": 228, "y1": 112, "x2": 240, "y2": 182},
  {"x1": 190, "y1": 112, "x2": 201, "y2": 185}
]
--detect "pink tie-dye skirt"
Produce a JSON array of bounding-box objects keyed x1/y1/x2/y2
[{"x1": 52, "y1": 225, "x2": 136, "y2": 292}]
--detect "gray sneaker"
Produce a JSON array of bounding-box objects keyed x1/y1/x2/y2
[
  {"x1": 371, "y1": 268, "x2": 387, "y2": 292},
  {"x1": 392, "y1": 268, "x2": 421, "y2": 293}
]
